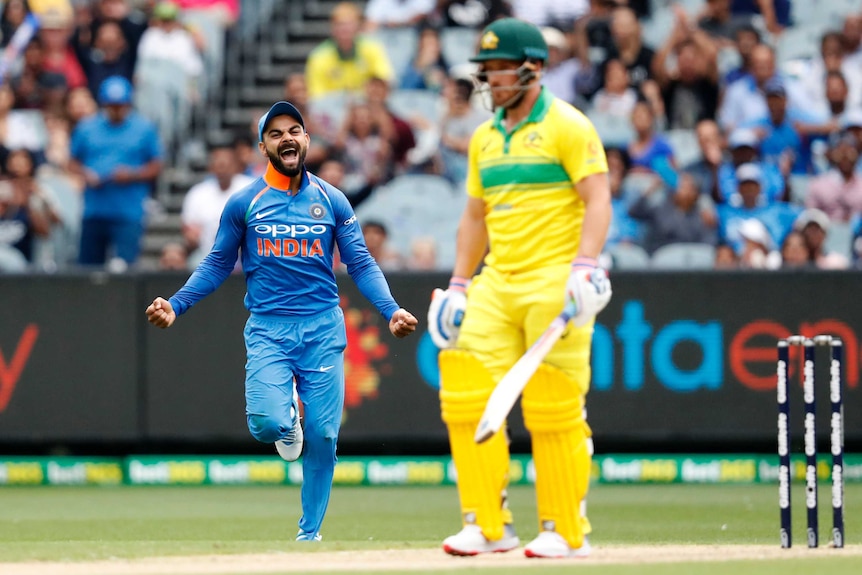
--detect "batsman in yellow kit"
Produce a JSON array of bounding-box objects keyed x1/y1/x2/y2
[{"x1": 427, "y1": 18, "x2": 613, "y2": 559}]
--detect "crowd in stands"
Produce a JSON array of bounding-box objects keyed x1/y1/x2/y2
[
  {"x1": 0, "y1": 0, "x2": 236, "y2": 272},
  {"x1": 3, "y1": 0, "x2": 862, "y2": 274},
  {"x1": 289, "y1": 0, "x2": 862, "y2": 272}
]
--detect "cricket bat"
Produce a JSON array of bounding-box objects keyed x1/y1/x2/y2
[{"x1": 474, "y1": 301, "x2": 577, "y2": 443}]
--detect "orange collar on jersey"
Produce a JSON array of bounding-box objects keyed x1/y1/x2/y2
[{"x1": 263, "y1": 162, "x2": 295, "y2": 192}]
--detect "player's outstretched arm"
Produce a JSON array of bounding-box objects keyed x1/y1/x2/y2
[
  {"x1": 146, "y1": 297, "x2": 176, "y2": 329},
  {"x1": 389, "y1": 308, "x2": 418, "y2": 338}
]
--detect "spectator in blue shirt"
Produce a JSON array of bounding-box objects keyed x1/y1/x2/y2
[
  {"x1": 717, "y1": 163, "x2": 800, "y2": 253},
  {"x1": 604, "y1": 147, "x2": 644, "y2": 247},
  {"x1": 716, "y1": 127, "x2": 786, "y2": 205},
  {"x1": 70, "y1": 76, "x2": 163, "y2": 266},
  {"x1": 627, "y1": 100, "x2": 676, "y2": 187},
  {"x1": 744, "y1": 78, "x2": 805, "y2": 174}
]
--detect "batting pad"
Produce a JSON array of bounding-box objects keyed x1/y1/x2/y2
[
  {"x1": 439, "y1": 350, "x2": 512, "y2": 541},
  {"x1": 522, "y1": 363, "x2": 589, "y2": 549}
]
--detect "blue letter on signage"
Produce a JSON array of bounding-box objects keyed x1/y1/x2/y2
[
  {"x1": 615, "y1": 301, "x2": 653, "y2": 390},
  {"x1": 651, "y1": 321, "x2": 723, "y2": 391}
]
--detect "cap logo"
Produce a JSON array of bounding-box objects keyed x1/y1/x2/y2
[{"x1": 480, "y1": 31, "x2": 499, "y2": 50}]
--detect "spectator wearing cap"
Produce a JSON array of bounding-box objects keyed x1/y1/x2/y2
[
  {"x1": 742, "y1": 78, "x2": 805, "y2": 175},
  {"x1": 794, "y1": 207, "x2": 849, "y2": 269},
  {"x1": 716, "y1": 162, "x2": 801, "y2": 254},
  {"x1": 716, "y1": 128, "x2": 786, "y2": 205},
  {"x1": 717, "y1": 44, "x2": 810, "y2": 133},
  {"x1": 305, "y1": 2, "x2": 393, "y2": 99},
  {"x1": 69, "y1": 76, "x2": 163, "y2": 267},
  {"x1": 137, "y1": 2, "x2": 204, "y2": 80},
  {"x1": 737, "y1": 218, "x2": 781, "y2": 269},
  {"x1": 806, "y1": 133, "x2": 862, "y2": 222},
  {"x1": 38, "y1": 6, "x2": 87, "y2": 90},
  {"x1": 652, "y1": 6, "x2": 719, "y2": 130}
]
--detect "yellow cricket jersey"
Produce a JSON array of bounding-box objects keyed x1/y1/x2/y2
[
  {"x1": 306, "y1": 38, "x2": 394, "y2": 98},
  {"x1": 466, "y1": 88, "x2": 608, "y2": 274}
]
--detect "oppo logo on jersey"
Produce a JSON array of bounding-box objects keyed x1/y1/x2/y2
[
  {"x1": 254, "y1": 224, "x2": 327, "y2": 237},
  {"x1": 254, "y1": 223, "x2": 327, "y2": 258}
]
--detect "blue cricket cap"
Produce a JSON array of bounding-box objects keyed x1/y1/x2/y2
[
  {"x1": 98, "y1": 76, "x2": 133, "y2": 106},
  {"x1": 257, "y1": 101, "x2": 305, "y2": 142}
]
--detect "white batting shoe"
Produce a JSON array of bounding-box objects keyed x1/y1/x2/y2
[
  {"x1": 275, "y1": 386, "x2": 303, "y2": 462},
  {"x1": 442, "y1": 524, "x2": 519, "y2": 556},
  {"x1": 296, "y1": 530, "x2": 322, "y2": 542},
  {"x1": 524, "y1": 531, "x2": 591, "y2": 558}
]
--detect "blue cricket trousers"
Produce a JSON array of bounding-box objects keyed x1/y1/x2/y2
[{"x1": 243, "y1": 306, "x2": 347, "y2": 538}]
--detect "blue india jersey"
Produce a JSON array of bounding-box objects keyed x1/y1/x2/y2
[{"x1": 168, "y1": 163, "x2": 400, "y2": 320}]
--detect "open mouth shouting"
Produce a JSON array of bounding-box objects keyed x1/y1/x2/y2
[{"x1": 280, "y1": 146, "x2": 299, "y2": 164}]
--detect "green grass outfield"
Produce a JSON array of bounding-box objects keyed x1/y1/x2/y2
[{"x1": 0, "y1": 483, "x2": 859, "y2": 574}]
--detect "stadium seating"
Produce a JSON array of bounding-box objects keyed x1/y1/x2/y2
[
  {"x1": 588, "y1": 111, "x2": 636, "y2": 149},
  {"x1": 387, "y1": 89, "x2": 445, "y2": 126},
  {"x1": 787, "y1": 174, "x2": 810, "y2": 205},
  {"x1": 665, "y1": 129, "x2": 702, "y2": 170},
  {"x1": 354, "y1": 174, "x2": 463, "y2": 269},
  {"x1": 605, "y1": 243, "x2": 651, "y2": 269},
  {"x1": 776, "y1": 24, "x2": 826, "y2": 65},
  {"x1": 134, "y1": 58, "x2": 193, "y2": 155},
  {"x1": 441, "y1": 27, "x2": 478, "y2": 68},
  {"x1": 651, "y1": 243, "x2": 716, "y2": 270},
  {"x1": 825, "y1": 220, "x2": 854, "y2": 261},
  {"x1": 0, "y1": 245, "x2": 28, "y2": 272},
  {"x1": 368, "y1": 27, "x2": 419, "y2": 82}
]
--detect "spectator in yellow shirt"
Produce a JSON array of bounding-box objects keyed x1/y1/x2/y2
[{"x1": 305, "y1": 2, "x2": 393, "y2": 99}]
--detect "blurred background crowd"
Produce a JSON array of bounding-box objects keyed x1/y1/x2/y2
[{"x1": 1, "y1": 0, "x2": 861, "y2": 274}]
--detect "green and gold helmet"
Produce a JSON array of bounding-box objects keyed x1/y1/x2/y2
[{"x1": 470, "y1": 18, "x2": 549, "y2": 63}]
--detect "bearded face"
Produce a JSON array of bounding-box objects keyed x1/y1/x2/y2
[{"x1": 259, "y1": 115, "x2": 309, "y2": 177}]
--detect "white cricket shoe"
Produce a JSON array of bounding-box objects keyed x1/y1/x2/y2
[
  {"x1": 524, "y1": 531, "x2": 591, "y2": 558},
  {"x1": 275, "y1": 386, "x2": 303, "y2": 462},
  {"x1": 442, "y1": 524, "x2": 519, "y2": 556},
  {"x1": 296, "y1": 530, "x2": 322, "y2": 542}
]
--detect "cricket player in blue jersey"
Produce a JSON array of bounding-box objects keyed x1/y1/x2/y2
[{"x1": 146, "y1": 101, "x2": 418, "y2": 542}]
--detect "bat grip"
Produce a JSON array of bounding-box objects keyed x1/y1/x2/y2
[{"x1": 560, "y1": 300, "x2": 578, "y2": 323}]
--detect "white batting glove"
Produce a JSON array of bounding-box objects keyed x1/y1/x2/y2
[
  {"x1": 427, "y1": 277, "x2": 468, "y2": 349},
  {"x1": 566, "y1": 257, "x2": 612, "y2": 327}
]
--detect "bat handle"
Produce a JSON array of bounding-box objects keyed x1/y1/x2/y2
[{"x1": 560, "y1": 300, "x2": 578, "y2": 323}]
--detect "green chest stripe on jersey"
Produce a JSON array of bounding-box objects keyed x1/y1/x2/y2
[{"x1": 479, "y1": 161, "x2": 569, "y2": 193}]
